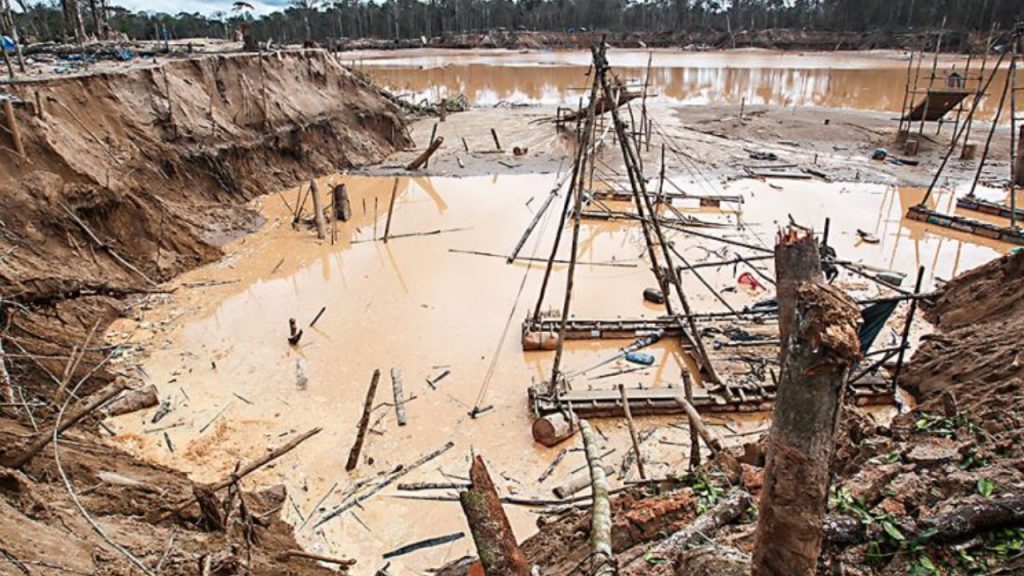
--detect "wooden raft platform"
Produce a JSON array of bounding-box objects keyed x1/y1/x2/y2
[
  {"x1": 903, "y1": 89, "x2": 973, "y2": 122},
  {"x1": 906, "y1": 205, "x2": 1024, "y2": 245},
  {"x1": 590, "y1": 189, "x2": 744, "y2": 206},
  {"x1": 522, "y1": 317, "x2": 684, "y2": 350},
  {"x1": 956, "y1": 196, "x2": 1024, "y2": 221},
  {"x1": 529, "y1": 374, "x2": 894, "y2": 417}
]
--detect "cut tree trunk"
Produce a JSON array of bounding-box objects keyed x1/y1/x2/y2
[
  {"x1": 532, "y1": 411, "x2": 578, "y2": 447},
  {"x1": 752, "y1": 281, "x2": 861, "y2": 576},
  {"x1": 332, "y1": 183, "x2": 352, "y2": 222},
  {"x1": 458, "y1": 455, "x2": 530, "y2": 576},
  {"x1": 774, "y1": 228, "x2": 822, "y2": 363}
]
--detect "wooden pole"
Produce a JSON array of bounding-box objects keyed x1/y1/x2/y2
[
  {"x1": 383, "y1": 177, "x2": 399, "y2": 241},
  {"x1": 891, "y1": 266, "x2": 925, "y2": 387},
  {"x1": 309, "y1": 179, "x2": 327, "y2": 240},
  {"x1": 391, "y1": 368, "x2": 407, "y2": 426},
  {"x1": 580, "y1": 419, "x2": 614, "y2": 576},
  {"x1": 406, "y1": 137, "x2": 444, "y2": 170},
  {"x1": 752, "y1": 282, "x2": 861, "y2": 576},
  {"x1": 3, "y1": 98, "x2": 25, "y2": 157},
  {"x1": 459, "y1": 456, "x2": 530, "y2": 576},
  {"x1": 490, "y1": 128, "x2": 502, "y2": 151},
  {"x1": 617, "y1": 384, "x2": 645, "y2": 480},
  {"x1": 682, "y1": 370, "x2": 701, "y2": 469},
  {"x1": 332, "y1": 184, "x2": 352, "y2": 222},
  {"x1": 425, "y1": 123, "x2": 438, "y2": 169},
  {"x1": 2, "y1": 383, "x2": 126, "y2": 469},
  {"x1": 675, "y1": 393, "x2": 725, "y2": 455},
  {"x1": 346, "y1": 369, "x2": 381, "y2": 471}
]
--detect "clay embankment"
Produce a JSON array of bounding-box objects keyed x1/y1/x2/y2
[{"x1": 0, "y1": 50, "x2": 408, "y2": 574}]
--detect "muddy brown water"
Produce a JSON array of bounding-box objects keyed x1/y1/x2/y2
[
  {"x1": 104, "y1": 167, "x2": 1013, "y2": 574},
  {"x1": 347, "y1": 49, "x2": 1012, "y2": 119}
]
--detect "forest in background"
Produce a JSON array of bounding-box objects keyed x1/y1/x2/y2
[{"x1": 2, "y1": 0, "x2": 1022, "y2": 49}]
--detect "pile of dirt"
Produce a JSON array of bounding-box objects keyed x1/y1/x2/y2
[
  {"x1": 0, "y1": 49, "x2": 408, "y2": 574},
  {"x1": 436, "y1": 250, "x2": 1024, "y2": 576}
]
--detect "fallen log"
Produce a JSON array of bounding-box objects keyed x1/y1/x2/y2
[
  {"x1": 553, "y1": 465, "x2": 614, "y2": 499},
  {"x1": 407, "y1": 137, "x2": 444, "y2": 170},
  {"x1": 459, "y1": 456, "x2": 530, "y2": 576},
  {"x1": 100, "y1": 385, "x2": 159, "y2": 418},
  {"x1": 678, "y1": 544, "x2": 751, "y2": 576},
  {"x1": 753, "y1": 281, "x2": 861, "y2": 576},
  {"x1": 347, "y1": 370, "x2": 381, "y2": 471},
  {"x1": 2, "y1": 382, "x2": 126, "y2": 469},
  {"x1": 580, "y1": 419, "x2": 615, "y2": 576},
  {"x1": 921, "y1": 495, "x2": 1024, "y2": 542},
  {"x1": 152, "y1": 427, "x2": 321, "y2": 522}
]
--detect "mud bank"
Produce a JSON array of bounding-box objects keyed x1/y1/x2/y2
[
  {"x1": 337, "y1": 27, "x2": 1006, "y2": 54},
  {"x1": 0, "y1": 49, "x2": 407, "y2": 574}
]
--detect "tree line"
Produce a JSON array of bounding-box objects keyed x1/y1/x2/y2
[{"x1": 4, "y1": 0, "x2": 1022, "y2": 48}]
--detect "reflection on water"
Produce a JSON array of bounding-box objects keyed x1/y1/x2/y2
[
  {"x1": 107, "y1": 173, "x2": 1012, "y2": 575},
  {"x1": 352, "y1": 50, "x2": 1010, "y2": 119}
]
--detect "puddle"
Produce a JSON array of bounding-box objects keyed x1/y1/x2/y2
[
  {"x1": 346, "y1": 48, "x2": 1011, "y2": 118},
  {"x1": 105, "y1": 172, "x2": 1011, "y2": 574}
]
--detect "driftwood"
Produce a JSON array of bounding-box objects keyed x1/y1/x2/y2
[
  {"x1": 459, "y1": 456, "x2": 530, "y2": 576},
  {"x1": 580, "y1": 419, "x2": 615, "y2": 576},
  {"x1": 315, "y1": 441, "x2": 455, "y2": 528},
  {"x1": 278, "y1": 549, "x2": 356, "y2": 567},
  {"x1": 153, "y1": 427, "x2": 321, "y2": 522},
  {"x1": 537, "y1": 448, "x2": 569, "y2": 483},
  {"x1": 618, "y1": 384, "x2": 646, "y2": 479},
  {"x1": 2, "y1": 382, "x2": 125, "y2": 469},
  {"x1": 100, "y1": 385, "x2": 159, "y2": 418},
  {"x1": 383, "y1": 533, "x2": 464, "y2": 559},
  {"x1": 407, "y1": 137, "x2": 444, "y2": 170},
  {"x1": 753, "y1": 280, "x2": 861, "y2": 576},
  {"x1": 649, "y1": 490, "x2": 751, "y2": 570},
  {"x1": 347, "y1": 370, "x2": 381, "y2": 471}
]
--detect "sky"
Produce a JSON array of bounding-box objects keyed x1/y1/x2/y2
[{"x1": 110, "y1": 0, "x2": 292, "y2": 17}]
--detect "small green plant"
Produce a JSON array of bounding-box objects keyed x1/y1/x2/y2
[
  {"x1": 690, "y1": 474, "x2": 725, "y2": 514},
  {"x1": 977, "y1": 478, "x2": 996, "y2": 498}
]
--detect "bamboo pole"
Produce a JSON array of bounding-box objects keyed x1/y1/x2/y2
[
  {"x1": 579, "y1": 419, "x2": 614, "y2": 576},
  {"x1": 391, "y1": 368, "x2": 407, "y2": 426},
  {"x1": 346, "y1": 370, "x2": 381, "y2": 471}
]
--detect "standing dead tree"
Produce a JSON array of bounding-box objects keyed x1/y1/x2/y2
[
  {"x1": 752, "y1": 234, "x2": 861, "y2": 576},
  {"x1": 459, "y1": 456, "x2": 530, "y2": 576}
]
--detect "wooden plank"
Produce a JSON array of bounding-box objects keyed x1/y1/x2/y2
[
  {"x1": 907, "y1": 205, "x2": 1024, "y2": 245},
  {"x1": 956, "y1": 196, "x2": 1024, "y2": 221},
  {"x1": 903, "y1": 89, "x2": 973, "y2": 122}
]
